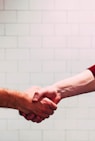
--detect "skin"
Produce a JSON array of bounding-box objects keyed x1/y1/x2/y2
[
  {"x1": 19, "y1": 86, "x2": 57, "y2": 122},
  {"x1": 33, "y1": 70, "x2": 95, "y2": 102},
  {"x1": 0, "y1": 86, "x2": 57, "y2": 120},
  {"x1": 22, "y1": 69, "x2": 95, "y2": 122}
]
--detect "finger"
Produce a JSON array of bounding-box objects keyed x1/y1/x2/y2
[
  {"x1": 19, "y1": 111, "x2": 33, "y2": 121},
  {"x1": 43, "y1": 98, "x2": 57, "y2": 111},
  {"x1": 19, "y1": 111, "x2": 26, "y2": 117},
  {"x1": 46, "y1": 109, "x2": 54, "y2": 115},
  {"x1": 32, "y1": 91, "x2": 43, "y2": 102},
  {"x1": 19, "y1": 111, "x2": 23, "y2": 116},
  {"x1": 36, "y1": 116, "x2": 44, "y2": 123},
  {"x1": 31, "y1": 116, "x2": 44, "y2": 123},
  {"x1": 19, "y1": 111, "x2": 28, "y2": 120},
  {"x1": 33, "y1": 88, "x2": 57, "y2": 102},
  {"x1": 40, "y1": 112, "x2": 49, "y2": 118},
  {"x1": 26, "y1": 113, "x2": 36, "y2": 121},
  {"x1": 32, "y1": 88, "x2": 50, "y2": 102},
  {"x1": 49, "y1": 102, "x2": 57, "y2": 110},
  {"x1": 27, "y1": 110, "x2": 50, "y2": 119},
  {"x1": 19, "y1": 111, "x2": 49, "y2": 123}
]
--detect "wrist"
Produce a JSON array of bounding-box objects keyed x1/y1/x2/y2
[
  {"x1": 51, "y1": 84, "x2": 65, "y2": 100},
  {"x1": 53, "y1": 75, "x2": 85, "y2": 99},
  {"x1": 6, "y1": 89, "x2": 20, "y2": 109},
  {"x1": 0, "y1": 89, "x2": 18, "y2": 109},
  {"x1": 4, "y1": 89, "x2": 26, "y2": 110},
  {"x1": 53, "y1": 82, "x2": 74, "y2": 99}
]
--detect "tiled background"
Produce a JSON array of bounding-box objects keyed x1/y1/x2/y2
[{"x1": 0, "y1": 0, "x2": 95, "y2": 141}]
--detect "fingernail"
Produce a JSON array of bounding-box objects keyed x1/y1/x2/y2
[{"x1": 32, "y1": 98, "x2": 38, "y2": 102}]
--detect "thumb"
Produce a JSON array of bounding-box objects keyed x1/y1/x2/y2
[
  {"x1": 45, "y1": 98, "x2": 57, "y2": 110},
  {"x1": 32, "y1": 91, "x2": 42, "y2": 102},
  {"x1": 32, "y1": 88, "x2": 57, "y2": 102}
]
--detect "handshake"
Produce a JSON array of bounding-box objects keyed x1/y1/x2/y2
[
  {"x1": 0, "y1": 68, "x2": 94, "y2": 123},
  {"x1": 19, "y1": 85, "x2": 62, "y2": 123},
  {"x1": 18, "y1": 68, "x2": 95, "y2": 123}
]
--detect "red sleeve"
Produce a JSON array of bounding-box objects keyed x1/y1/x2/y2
[{"x1": 88, "y1": 65, "x2": 95, "y2": 77}]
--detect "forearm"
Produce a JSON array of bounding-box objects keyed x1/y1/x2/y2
[
  {"x1": 53, "y1": 69, "x2": 95, "y2": 99},
  {"x1": 0, "y1": 88, "x2": 23, "y2": 110}
]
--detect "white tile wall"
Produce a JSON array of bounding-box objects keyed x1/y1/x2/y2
[
  {"x1": 0, "y1": 11, "x2": 17, "y2": 23},
  {"x1": 0, "y1": 24, "x2": 4, "y2": 35},
  {"x1": 30, "y1": 24, "x2": 54, "y2": 36},
  {"x1": 66, "y1": 130, "x2": 89, "y2": 141},
  {"x1": 30, "y1": 0, "x2": 54, "y2": 10},
  {"x1": 55, "y1": 0, "x2": 80, "y2": 10},
  {"x1": 5, "y1": 24, "x2": 30, "y2": 36},
  {"x1": 4, "y1": 0, "x2": 29, "y2": 10},
  {"x1": 43, "y1": 130, "x2": 66, "y2": 141},
  {"x1": 0, "y1": 37, "x2": 17, "y2": 48},
  {"x1": 0, "y1": 131, "x2": 19, "y2": 141},
  {"x1": 17, "y1": 11, "x2": 42, "y2": 24},
  {"x1": 42, "y1": 11, "x2": 67, "y2": 24},
  {"x1": 0, "y1": 0, "x2": 3, "y2": 10},
  {"x1": 19, "y1": 130, "x2": 42, "y2": 141},
  {"x1": 0, "y1": 0, "x2": 95, "y2": 141}
]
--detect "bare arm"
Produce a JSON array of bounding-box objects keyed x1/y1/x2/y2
[
  {"x1": 33, "y1": 65, "x2": 95, "y2": 103},
  {"x1": 54, "y1": 69, "x2": 95, "y2": 99},
  {"x1": 0, "y1": 88, "x2": 21, "y2": 109},
  {"x1": 0, "y1": 87, "x2": 57, "y2": 119},
  {"x1": 30, "y1": 65, "x2": 95, "y2": 123}
]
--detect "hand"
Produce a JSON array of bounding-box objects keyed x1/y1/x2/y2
[
  {"x1": 32, "y1": 86, "x2": 62, "y2": 104},
  {"x1": 19, "y1": 86, "x2": 57, "y2": 122},
  {"x1": 19, "y1": 111, "x2": 44, "y2": 123},
  {"x1": 21, "y1": 86, "x2": 61, "y2": 123}
]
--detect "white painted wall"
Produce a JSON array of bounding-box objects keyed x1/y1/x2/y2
[{"x1": 0, "y1": 0, "x2": 95, "y2": 140}]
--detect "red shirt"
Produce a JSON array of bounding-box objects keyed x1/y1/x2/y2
[{"x1": 88, "y1": 65, "x2": 95, "y2": 77}]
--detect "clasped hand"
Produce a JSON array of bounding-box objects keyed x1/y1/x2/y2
[{"x1": 19, "y1": 86, "x2": 61, "y2": 123}]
